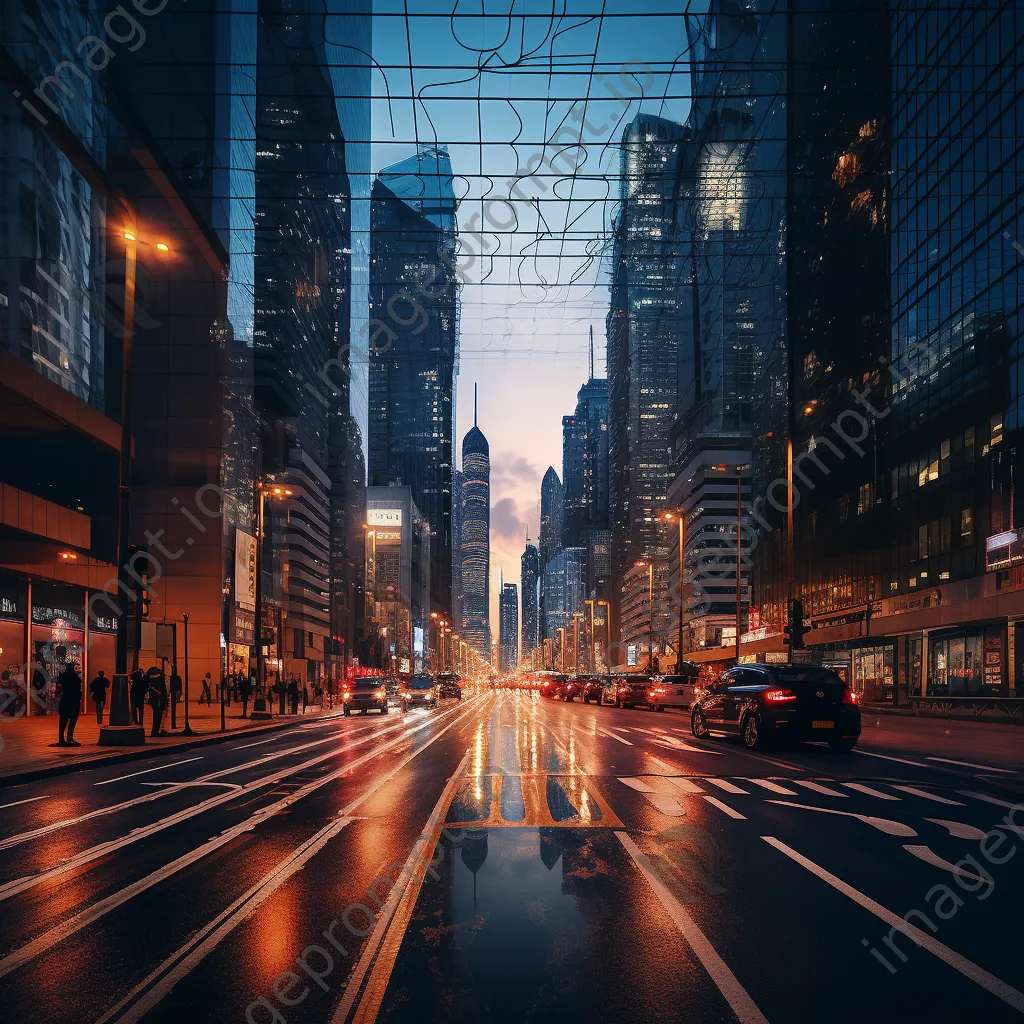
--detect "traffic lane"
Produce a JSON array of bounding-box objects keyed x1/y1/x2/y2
[
  {"x1": 374, "y1": 827, "x2": 738, "y2": 1024},
  {"x1": 0, "y1": 713, "x2": 419, "y2": 889},
  {"x1": 1, "y1": 697, "x2": 495, "y2": 1024},
  {"x1": 106, "y1": 697, "x2": 497, "y2": 1024},
  {"x1": 536, "y1": 697, "x2": 1024, "y2": 795},
  {"x1": 0, "y1": 702, "x2": 485, "y2": 960}
]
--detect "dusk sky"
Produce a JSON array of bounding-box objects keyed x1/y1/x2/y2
[{"x1": 370, "y1": 1, "x2": 697, "y2": 623}]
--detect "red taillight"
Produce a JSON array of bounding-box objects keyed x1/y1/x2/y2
[
  {"x1": 763, "y1": 688, "x2": 797, "y2": 703},
  {"x1": 842, "y1": 689, "x2": 860, "y2": 705},
  {"x1": 542, "y1": 681, "x2": 550, "y2": 688}
]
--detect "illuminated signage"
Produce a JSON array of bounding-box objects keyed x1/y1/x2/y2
[
  {"x1": 368, "y1": 508, "x2": 402, "y2": 527},
  {"x1": 986, "y1": 529, "x2": 1024, "y2": 571}
]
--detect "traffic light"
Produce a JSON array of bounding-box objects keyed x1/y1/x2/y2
[{"x1": 783, "y1": 598, "x2": 806, "y2": 651}]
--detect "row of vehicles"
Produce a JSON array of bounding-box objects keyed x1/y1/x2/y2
[
  {"x1": 341, "y1": 672, "x2": 463, "y2": 715},
  {"x1": 530, "y1": 663, "x2": 862, "y2": 751}
]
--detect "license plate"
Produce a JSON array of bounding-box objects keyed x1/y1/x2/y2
[
  {"x1": 676, "y1": 690, "x2": 686, "y2": 696},
  {"x1": 812, "y1": 720, "x2": 834, "y2": 729}
]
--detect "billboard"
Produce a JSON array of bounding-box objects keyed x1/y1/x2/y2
[
  {"x1": 368, "y1": 507, "x2": 402, "y2": 528},
  {"x1": 235, "y1": 529, "x2": 257, "y2": 611}
]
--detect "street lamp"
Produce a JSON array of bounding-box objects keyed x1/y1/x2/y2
[{"x1": 662, "y1": 511, "x2": 686, "y2": 671}]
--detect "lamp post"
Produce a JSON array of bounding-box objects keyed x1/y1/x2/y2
[{"x1": 181, "y1": 612, "x2": 195, "y2": 735}]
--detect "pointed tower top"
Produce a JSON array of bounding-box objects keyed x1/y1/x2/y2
[
  {"x1": 589, "y1": 326, "x2": 594, "y2": 380},
  {"x1": 474, "y1": 382, "x2": 478, "y2": 427}
]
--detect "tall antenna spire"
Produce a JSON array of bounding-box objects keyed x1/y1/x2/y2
[
  {"x1": 474, "y1": 382, "x2": 478, "y2": 427},
  {"x1": 589, "y1": 326, "x2": 595, "y2": 380}
]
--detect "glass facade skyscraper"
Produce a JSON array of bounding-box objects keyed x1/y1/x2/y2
[
  {"x1": 459, "y1": 421, "x2": 490, "y2": 657},
  {"x1": 520, "y1": 538, "x2": 540, "y2": 656},
  {"x1": 499, "y1": 582, "x2": 518, "y2": 673}
]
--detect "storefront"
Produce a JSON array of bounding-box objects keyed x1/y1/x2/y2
[
  {"x1": 849, "y1": 641, "x2": 896, "y2": 703},
  {"x1": 927, "y1": 625, "x2": 1006, "y2": 697}
]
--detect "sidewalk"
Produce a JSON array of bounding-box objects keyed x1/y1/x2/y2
[
  {"x1": 861, "y1": 700, "x2": 1024, "y2": 726},
  {"x1": 0, "y1": 699, "x2": 342, "y2": 785}
]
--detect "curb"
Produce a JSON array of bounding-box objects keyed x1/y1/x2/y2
[
  {"x1": 0, "y1": 712, "x2": 345, "y2": 788},
  {"x1": 861, "y1": 703, "x2": 1024, "y2": 727}
]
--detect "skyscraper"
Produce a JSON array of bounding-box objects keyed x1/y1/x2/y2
[
  {"x1": 538, "y1": 466, "x2": 564, "y2": 640},
  {"x1": 460, "y1": 388, "x2": 491, "y2": 657},
  {"x1": 520, "y1": 538, "x2": 540, "y2": 656},
  {"x1": 369, "y1": 145, "x2": 460, "y2": 618},
  {"x1": 499, "y1": 582, "x2": 519, "y2": 673}
]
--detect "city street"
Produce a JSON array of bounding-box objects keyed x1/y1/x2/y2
[{"x1": 0, "y1": 691, "x2": 1020, "y2": 1024}]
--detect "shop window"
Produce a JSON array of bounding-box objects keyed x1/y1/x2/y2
[{"x1": 961, "y1": 507, "x2": 973, "y2": 539}]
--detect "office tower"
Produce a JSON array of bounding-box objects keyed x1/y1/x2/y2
[
  {"x1": 520, "y1": 537, "x2": 540, "y2": 656},
  {"x1": 369, "y1": 145, "x2": 460, "y2": 619},
  {"x1": 451, "y1": 467, "x2": 464, "y2": 634},
  {"x1": 538, "y1": 466, "x2": 564, "y2": 640},
  {"x1": 606, "y1": 112, "x2": 687, "y2": 653},
  {"x1": 460, "y1": 389, "x2": 491, "y2": 657},
  {"x1": 254, "y1": 0, "x2": 353, "y2": 685},
  {"x1": 499, "y1": 582, "x2": 519, "y2": 673},
  {"x1": 543, "y1": 547, "x2": 586, "y2": 652}
]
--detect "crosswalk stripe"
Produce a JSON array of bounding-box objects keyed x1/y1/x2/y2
[
  {"x1": 841, "y1": 782, "x2": 899, "y2": 800},
  {"x1": 702, "y1": 795, "x2": 746, "y2": 819},
  {"x1": 644, "y1": 793, "x2": 687, "y2": 816},
  {"x1": 666, "y1": 778, "x2": 705, "y2": 794},
  {"x1": 747, "y1": 779, "x2": 799, "y2": 795},
  {"x1": 926, "y1": 819, "x2": 987, "y2": 840},
  {"x1": 618, "y1": 777, "x2": 655, "y2": 793},
  {"x1": 892, "y1": 785, "x2": 964, "y2": 805},
  {"x1": 793, "y1": 780, "x2": 847, "y2": 797},
  {"x1": 705, "y1": 779, "x2": 748, "y2": 795}
]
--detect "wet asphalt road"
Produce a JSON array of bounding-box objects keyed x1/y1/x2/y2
[{"x1": 0, "y1": 690, "x2": 1021, "y2": 1024}]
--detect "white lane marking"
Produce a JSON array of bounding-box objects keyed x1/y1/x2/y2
[
  {"x1": 96, "y1": 817, "x2": 355, "y2": 1024},
  {"x1": 644, "y1": 793, "x2": 687, "y2": 817},
  {"x1": 651, "y1": 735, "x2": 723, "y2": 755},
  {"x1": 141, "y1": 781, "x2": 243, "y2": 791},
  {"x1": 702, "y1": 795, "x2": 746, "y2": 819},
  {"x1": 618, "y1": 777, "x2": 655, "y2": 793},
  {"x1": 598, "y1": 727, "x2": 633, "y2": 746},
  {"x1": 666, "y1": 778, "x2": 705, "y2": 794},
  {"x1": 902, "y1": 845, "x2": 988, "y2": 882},
  {"x1": 0, "y1": 796, "x2": 49, "y2": 811},
  {"x1": 94, "y1": 758, "x2": 203, "y2": 786},
  {"x1": 746, "y1": 779, "x2": 799, "y2": 795},
  {"x1": 705, "y1": 778, "x2": 748, "y2": 795},
  {"x1": 0, "y1": 707, "x2": 463, "y2": 903},
  {"x1": 793, "y1": 780, "x2": 847, "y2": 797},
  {"x1": 616, "y1": 832, "x2": 767, "y2": 1024},
  {"x1": 928, "y1": 756, "x2": 1014, "y2": 774},
  {"x1": 855, "y1": 749, "x2": 930, "y2": 768},
  {"x1": 329, "y1": 750, "x2": 475, "y2": 1024},
  {"x1": 762, "y1": 836, "x2": 1024, "y2": 1013},
  {"x1": 892, "y1": 785, "x2": 964, "y2": 806},
  {"x1": 926, "y1": 819, "x2": 987, "y2": 841},
  {"x1": 2, "y1": 698, "x2": 492, "y2": 983},
  {"x1": 841, "y1": 782, "x2": 900, "y2": 801},
  {"x1": 765, "y1": 799, "x2": 917, "y2": 837},
  {"x1": 958, "y1": 791, "x2": 1018, "y2": 810}
]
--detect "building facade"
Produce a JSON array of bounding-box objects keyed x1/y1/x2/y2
[
  {"x1": 499, "y1": 582, "x2": 519, "y2": 673},
  {"x1": 520, "y1": 538, "x2": 540, "y2": 657},
  {"x1": 459, "y1": 417, "x2": 491, "y2": 657},
  {"x1": 538, "y1": 466, "x2": 564, "y2": 641}
]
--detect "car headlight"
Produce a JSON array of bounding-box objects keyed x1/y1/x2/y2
[
  {"x1": 375, "y1": 688, "x2": 386, "y2": 699},
  {"x1": 342, "y1": 691, "x2": 351, "y2": 702}
]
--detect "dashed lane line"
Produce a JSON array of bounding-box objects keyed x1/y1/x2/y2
[
  {"x1": 617, "y1": 832, "x2": 768, "y2": 1024},
  {"x1": 763, "y1": 836, "x2": 1024, "y2": 1014}
]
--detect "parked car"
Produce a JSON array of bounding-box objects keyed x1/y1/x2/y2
[
  {"x1": 577, "y1": 676, "x2": 606, "y2": 704},
  {"x1": 538, "y1": 672, "x2": 559, "y2": 698},
  {"x1": 402, "y1": 673, "x2": 439, "y2": 711},
  {"x1": 608, "y1": 675, "x2": 654, "y2": 709},
  {"x1": 689, "y1": 663, "x2": 861, "y2": 751},
  {"x1": 342, "y1": 678, "x2": 390, "y2": 715},
  {"x1": 438, "y1": 673, "x2": 463, "y2": 700},
  {"x1": 645, "y1": 668, "x2": 700, "y2": 711},
  {"x1": 553, "y1": 675, "x2": 581, "y2": 701}
]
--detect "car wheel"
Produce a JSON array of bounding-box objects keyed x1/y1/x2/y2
[
  {"x1": 829, "y1": 737, "x2": 857, "y2": 752},
  {"x1": 657, "y1": 704, "x2": 666, "y2": 712},
  {"x1": 382, "y1": 704, "x2": 389, "y2": 714},
  {"x1": 742, "y1": 713, "x2": 766, "y2": 751},
  {"x1": 690, "y1": 708, "x2": 709, "y2": 739}
]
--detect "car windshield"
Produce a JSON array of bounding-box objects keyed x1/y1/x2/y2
[
  {"x1": 409, "y1": 675, "x2": 434, "y2": 690},
  {"x1": 351, "y1": 679, "x2": 384, "y2": 692}
]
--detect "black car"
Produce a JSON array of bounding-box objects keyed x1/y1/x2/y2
[
  {"x1": 342, "y1": 678, "x2": 390, "y2": 715},
  {"x1": 402, "y1": 673, "x2": 439, "y2": 711},
  {"x1": 690, "y1": 664, "x2": 861, "y2": 751},
  {"x1": 438, "y1": 673, "x2": 462, "y2": 700}
]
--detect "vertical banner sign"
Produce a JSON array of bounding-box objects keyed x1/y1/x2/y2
[{"x1": 235, "y1": 529, "x2": 257, "y2": 611}]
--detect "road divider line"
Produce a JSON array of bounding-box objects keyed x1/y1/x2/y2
[
  {"x1": 94, "y1": 758, "x2": 204, "y2": 786},
  {"x1": 841, "y1": 782, "x2": 899, "y2": 801},
  {"x1": 616, "y1": 832, "x2": 768, "y2": 1024},
  {"x1": 761, "y1": 835, "x2": 1024, "y2": 1013},
  {"x1": 702, "y1": 796, "x2": 746, "y2": 820},
  {"x1": 928, "y1": 757, "x2": 1014, "y2": 774},
  {"x1": 332, "y1": 749, "x2": 477, "y2": 1024},
  {"x1": 892, "y1": 785, "x2": 964, "y2": 806},
  {"x1": 1, "y1": 698, "x2": 492, "y2": 985}
]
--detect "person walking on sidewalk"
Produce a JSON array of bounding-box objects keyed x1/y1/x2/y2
[
  {"x1": 239, "y1": 673, "x2": 252, "y2": 718},
  {"x1": 169, "y1": 667, "x2": 182, "y2": 727},
  {"x1": 56, "y1": 662, "x2": 83, "y2": 746},
  {"x1": 275, "y1": 677, "x2": 286, "y2": 716},
  {"x1": 89, "y1": 670, "x2": 109, "y2": 724},
  {"x1": 129, "y1": 669, "x2": 147, "y2": 726},
  {"x1": 201, "y1": 672, "x2": 213, "y2": 705},
  {"x1": 146, "y1": 666, "x2": 168, "y2": 737}
]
